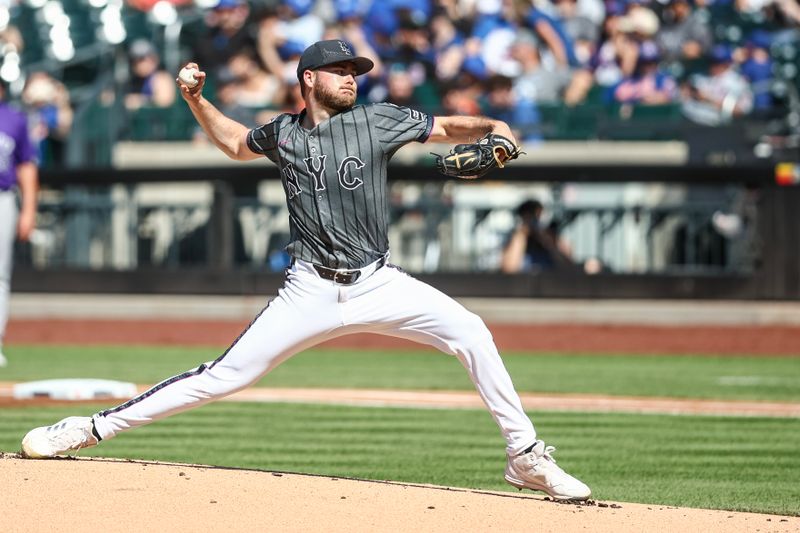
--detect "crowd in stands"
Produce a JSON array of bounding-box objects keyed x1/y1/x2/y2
[{"x1": 2, "y1": 0, "x2": 799, "y2": 162}]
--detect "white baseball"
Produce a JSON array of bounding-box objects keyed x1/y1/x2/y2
[{"x1": 178, "y1": 66, "x2": 199, "y2": 88}]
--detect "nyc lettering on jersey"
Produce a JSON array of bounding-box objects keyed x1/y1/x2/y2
[{"x1": 281, "y1": 155, "x2": 366, "y2": 199}]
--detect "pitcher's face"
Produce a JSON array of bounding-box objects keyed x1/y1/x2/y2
[{"x1": 312, "y1": 62, "x2": 358, "y2": 111}]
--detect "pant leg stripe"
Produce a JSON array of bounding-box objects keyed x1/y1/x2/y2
[
  {"x1": 99, "y1": 364, "x2": 208, "y2": 416},
  {"x1": 99, "y1": 299, "x2": 274, "y2": 417},
  {"x1": 208, "y1": 298, "x2": 272, "y2": 369}
]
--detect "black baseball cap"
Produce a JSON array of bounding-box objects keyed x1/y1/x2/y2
[{"x1": 296, "y1": 40, "x2": 374, "y2": 82}]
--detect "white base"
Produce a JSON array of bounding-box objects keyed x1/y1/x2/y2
[{"x1": 13, "y1": 379, "x2": 137, "y2": 400}]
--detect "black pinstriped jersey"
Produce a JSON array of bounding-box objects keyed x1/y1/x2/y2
[{"x1": 247, "y1": 103, "x2": 434, "y2": 269}]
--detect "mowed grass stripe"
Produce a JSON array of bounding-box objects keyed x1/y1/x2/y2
[
  {"x1": 1, "y1": 402, "x2": 798, "y2": 515},
  {"x1": 2, "y1": 345, "x2": 800, "y2": 401}
]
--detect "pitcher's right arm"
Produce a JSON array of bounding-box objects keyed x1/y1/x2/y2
[{"x1": 177, "y1": 62, "x2": 261, "y2": 161}]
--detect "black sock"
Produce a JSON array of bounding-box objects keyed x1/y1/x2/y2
[
  {"x1": 91, "y1": 421, "x2": 102, "y2": 441},
  {"x1": 523, "y1": 442, "x2": 538, "y2": 454}
]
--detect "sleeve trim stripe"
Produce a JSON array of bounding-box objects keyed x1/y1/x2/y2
[
  {"x1": 247, "y1": 131, "x2": 264, "y2": 153},
  {"x1": 418, "y1": 114, "x2": 434, "y2": 143}
]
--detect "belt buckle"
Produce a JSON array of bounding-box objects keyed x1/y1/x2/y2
[{"x1": 334, "y1": 270, "x2": 360, "y2": 284}]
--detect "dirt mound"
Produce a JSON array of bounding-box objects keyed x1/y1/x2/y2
[{"x1": 1, "y1": 454, "x2": 796, "y2": 532}]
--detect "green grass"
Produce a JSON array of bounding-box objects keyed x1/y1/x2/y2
[
  {"x1": 2, "y1": 344, "x2": 799, "y2": 401},
  {"x1": 1, "y1": 402, "x2": 798, "y2": 516}
]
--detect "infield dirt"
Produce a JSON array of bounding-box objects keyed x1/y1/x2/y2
[{"x1": 1, "y1": 454, "x2": 797, "y2": 533}]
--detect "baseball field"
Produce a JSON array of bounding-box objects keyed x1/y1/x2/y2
[{"x1": 1, "y1": 316, "x2": 799, "y2": 532}]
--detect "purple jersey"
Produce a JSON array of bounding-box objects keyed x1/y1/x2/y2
[{"x1": 0, "y1": 102, "x2": 35, "y2": 191}]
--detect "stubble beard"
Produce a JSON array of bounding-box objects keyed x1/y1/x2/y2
[{"x1": 313, "y1": 80, "x2": 356, "y2": 112}]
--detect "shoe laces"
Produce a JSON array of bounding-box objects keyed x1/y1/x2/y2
[{"x1": 541, "y1": 445, "x2": 558, "y2": 464}]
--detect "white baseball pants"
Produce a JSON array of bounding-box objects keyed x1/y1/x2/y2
[
  {"x1": 93, "y1": 257, "x2": 538, "y2": 455},
  {"x1": 0, "y1": 191, "x2": 17, "y2": 348}
]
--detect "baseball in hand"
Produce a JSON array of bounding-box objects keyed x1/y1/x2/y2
[{"x1": 178, "y1": 66, "x2": 199, "y2": 88}]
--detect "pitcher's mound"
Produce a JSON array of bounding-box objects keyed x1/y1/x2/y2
[{"x1": 1, "y1": 453, "x2": 794, "y2": 532}]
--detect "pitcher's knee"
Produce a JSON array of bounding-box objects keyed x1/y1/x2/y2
[
  {"x1": 458, "y1": 312, "x2": 494, "y2": 347},
  {"x1": 199, "y1": 363, "x2": 262, "y2": 397}
]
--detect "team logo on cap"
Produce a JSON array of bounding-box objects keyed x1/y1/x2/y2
[{"x1": 339, "y1": 41, "x2": 352, "y2": 55}]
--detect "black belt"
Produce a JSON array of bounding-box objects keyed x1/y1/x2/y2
[{"x1": 313, "y1": 256, "x2": 387, "y2": 285}]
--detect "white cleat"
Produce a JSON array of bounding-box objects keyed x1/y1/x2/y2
[
  {"x1": 21, "y1": 416, "x2": 99, "y2": 459},
  {"x1": 505, "y1": 440, "x2": 592, "y2": 501},
  {"x1": 0, "y1": 351, "x2": 7, "y2": 367}
]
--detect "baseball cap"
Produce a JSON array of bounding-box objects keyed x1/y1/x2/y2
[
  {"x1": 216, "y1": 66, "x2": 239, "y2": 86},
  {"x1": 129, "y1": 39, "x2": 156, "y2": 60},
  {"x1": 746, "y1": 30, "x2": 772, "y2": 49},
  {"x1": 279, "y1": 40, "x2": 306, "y2": 60},
  {"x1": 461, "y1": 55, "x2": 487, "y2": 79},
  {"x1": 638, "y1": 40, "x2": 661, "y2": 62},
  {"x1": 296, "y1": 40, "x2": 374, "y2": 81},
  {"x1": 605, "y1": 0, "x2": 625, "y2": 16},
  {"x1": 709, "y1": 43, "x2": 732, "y2": 63},
  {"x1": 214, "y1": 0, "x2": 242, "y2": 9},
  {"x1": 334, "y1": 0, "x2": 361, "y2": 20},
  {"x1": 512, "y1": 29, "x2": 539, "y2": 48},
  {"x1": 617, "y1": 8, "x2": 659, "y2": 36},
  {"x1": 282, "y1": 0, "x2": 314, "y2": 16}
]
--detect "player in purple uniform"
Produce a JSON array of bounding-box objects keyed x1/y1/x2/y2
[{"x1": 0, "y1": 81, "x2": 39, "y2": 367}]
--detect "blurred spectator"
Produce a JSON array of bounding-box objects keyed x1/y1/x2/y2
[
  {"x1": 656, "y1": 0, "x2": 713, "y2": 63},
  {"x1": 279, "y1": 78, "x2": 304, "y2": 114},
  {"x1": 390, "y1": 10, "x2": 436, "y2": 70},
  {"x1": 0, "y1": 79, "x2": 38, "y2": 367},
  {"x1": 441, "y1": 77, "x2": 482, "y2": 116},
  {"x1": 564, "y1": 0, "x2": 637, "y2": 104},
  {"x1": 195, "y1": 0, "x2": 255, "y2": 71},
  {"x1": 323, "y1": 7, "x2": 385, "y2": 84},
  {"x1": 383, "y1": 64, "x2": 427, "y2": 107},
  {"x1": 681, "y1": 44, "x2": 754, "y2": 125},
  {"x1": 737, "y1": 30, "x2": 775, "y2": 111},
  {"x1": 430, "y1": 12, "x2": 466, "y2": 81},
  {"x1": 5, "y1": 0, "x2": 791, "y2": 150},
  {"x1": 472, "y1": 0, "x2": 524, "y2": 77},
  {"x1": 524, "y1": 3, "x2": 575, "y2": 68},
  {"x1": 257, "y1": 15, "x2": 303, "y2": 89},
  {"x1": 535, "y1": 0, "x2": 606, "y2": 27},
  {"x1": 0, "y1": 21, "x2": 24, "y2": 53},
  {"x1": 259, "y1": 4, "x2": 384, "y2": 97},
  {"x1": 550, "y1": 0, "x2": 603, "y2": 66},
  {"x1": 500, "y1": 199, "x2": 574, "y2": 273},
  {"x1": 617, "y1": 6, "x2": 660, "y2": 46},
  {"x1": 611, "y1": 41, "x2": 678, "y2": 104},
  {"x1": 273, "y1": 0, "x2": 324, "y2": 49},
  {"x1": 124, "y1": 39, "x2": 176, "y2": 110},
  {"x1": 226, "y1": 47, "x2": 284, "y2": 108},
  {"x1": 21, "y1": 72, "x2": 73, "y2": 167},
  {"x1": 127, "y1": 0, "x2": 192, "y2": 10},
  {"x1": 481, "y1": 74, "x2": 541, "y2": 142},
  {"x1": 510, "y1": 30, "x2": 573, "y2": 104},
  {"x1": 735, "y1": 0, "x2": 800, "y2": 31}
]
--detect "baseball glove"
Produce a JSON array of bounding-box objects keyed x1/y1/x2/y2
[{"x1": 433, "y1": 133, "x2": 522, "y2": 179}]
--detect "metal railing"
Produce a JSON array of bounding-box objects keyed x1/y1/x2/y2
[
  {"x1": 12, "y1": 162, "x2": 798, "y2": 300},
  {"x1": 21, "y1": 181, "x2": 758, "y2": 276}
]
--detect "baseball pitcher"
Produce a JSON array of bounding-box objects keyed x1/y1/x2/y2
[{"x1": 22, "y1": 40, "x2": 590, "y2": 501}]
